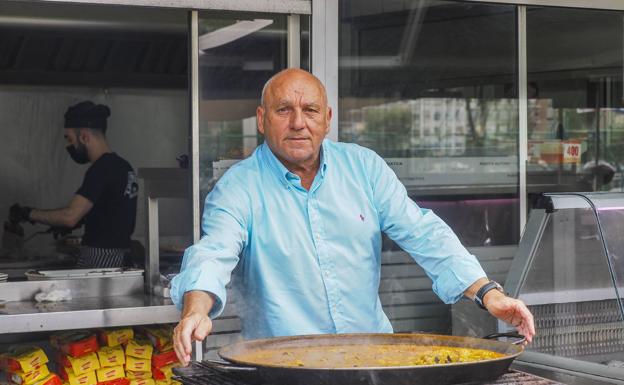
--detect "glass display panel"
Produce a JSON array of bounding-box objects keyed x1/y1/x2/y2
[
  {"x1": 197, "y1": 12, "x2": 289, "y2": 204},
  {"x1": 338, "y1": 0, "x2": 519, "y2": 247},
  {"x1": 526, "y1": 7, "x2": 624, "y2": 207},
  {"x1": 581, "y1": 193, "x2": 624, "y2": 312},
  {"x1": 518, "y1": 194, "x2": 624, "y2": 365}
]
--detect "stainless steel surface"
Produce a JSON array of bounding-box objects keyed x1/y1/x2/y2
[
  {"x1": 30, "y1": 0, "x2": 312, "y2": 14},
  {"x1": 311, "y1": 0, "x2": 338, "y2": 141},
  {"x1": 529, "y1": 300, "x2": 624, "y2": 358},
  {"x1": 138, "y1": 167, "x2": 190, "y2": 294},
  {"x1": 287, "y1": 14, "x2": 300, "y2": 69},
  {"x1": 456, "y1": 0, "x2": 624, "y2": 10},
  {"x1": 516, "y1": 352, "x2": 624, "y2": 384},
  {"x1": 0, "y1": 294, "x2": 179, "y2": 333},
  {"x1": 191, "y1": 10, "x2": 200, "y2": 245},
  {"x1": 0, "y1": 276, "x2": 143, "y2": 301},
  {"x1": 518, "y1": 5, "x2": 528, "y2": 234}
]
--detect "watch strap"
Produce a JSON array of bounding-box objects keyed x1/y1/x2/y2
[{"x1": 474, "y1": 280, "x2": 504, "y2": 310}]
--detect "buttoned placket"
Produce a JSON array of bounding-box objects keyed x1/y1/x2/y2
[{"x1": 305, "y1": 174, "x2": 343, "y2": 333}]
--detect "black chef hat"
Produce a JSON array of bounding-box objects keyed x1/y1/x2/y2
[{"x1": 64, "y1": 101, "x2": 111, "y2": 132}]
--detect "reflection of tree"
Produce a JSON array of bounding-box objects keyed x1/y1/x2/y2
[{"x1": 362, "y1": 105, "x2": 411, "y2": 157}]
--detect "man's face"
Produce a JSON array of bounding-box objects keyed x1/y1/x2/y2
[
  {"x1": 63, "y1": 128, "x2": 80, "y2": 147},
  {"x1": 257, "y1": 71, "x2": 332, "y2": 170}
]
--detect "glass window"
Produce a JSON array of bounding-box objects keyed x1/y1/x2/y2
[
  {"x1": 517, "y1": 193, "x2": 624, "y2": 367},
  {"x1": 197, "y1": 12, "x2": 291, "y2": 205},
  {"x1": 339, "y1": 1, "x2": 519, "y2": 247},
  {"x1": 527, "y1": 7, "x2": 624, "y2": 210}
]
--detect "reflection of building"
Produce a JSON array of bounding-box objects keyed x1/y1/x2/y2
[{"x1": 342, "y1": 98, "x2": 521, "y2": 157}]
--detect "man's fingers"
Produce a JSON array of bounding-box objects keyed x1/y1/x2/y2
[
  {"x1": 193, "y1": 317, "x2": 213, "y2": 341},
  {"x1": 173, "y1": 326, "x2": 190, "y2": 366}
]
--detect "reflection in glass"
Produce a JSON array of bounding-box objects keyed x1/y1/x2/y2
[
  {"x1": 339, "y1": 0, "x2": 519, "y2": 246},
  {"x1": 197, "y1": 12, "x2": 289, "y2": 205},
  {"x1": 527, "y1": 7, "x2": 624, "y2": 200}
]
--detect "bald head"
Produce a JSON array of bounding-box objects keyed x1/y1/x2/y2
[
  {"x1": 260, "y1": 68, "x2": 328, "y2": 109},
  {"x1": 256, "y1": 68, "x2": 332, "y2": 174}
]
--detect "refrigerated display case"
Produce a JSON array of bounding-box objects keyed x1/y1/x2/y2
[{"x1": 504, "y1": 192, "x2": 624, "y2": 384}]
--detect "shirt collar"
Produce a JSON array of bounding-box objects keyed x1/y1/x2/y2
[{"x1": 260, "y1": 140, "x2": 329, "y2": 189}]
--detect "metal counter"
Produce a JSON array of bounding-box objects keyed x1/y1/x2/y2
[
  {"x1": 0, "y1": 294, "x2": 179, "y2": 333},
  {"x1": 0, "y1": 276, "x2": 180, "y2": 334}
]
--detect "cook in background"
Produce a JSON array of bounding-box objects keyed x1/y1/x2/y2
[
  {"x1": 171, "y1": 69, "x2": 536, "y2": 365},
  {"x1": 10, "y1": 101, "x2": 139, "y2": 268}
]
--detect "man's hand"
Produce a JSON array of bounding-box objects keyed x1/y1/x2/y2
[
  {"x1": 173, "y1": 291, "x2": 216, "y2": 366},
  {"x1": 9, "y1": 204, "x2": 32, "y2": 224},
  {"x1": 484, "y1": 290, "x2": 536, "y2": 343}
]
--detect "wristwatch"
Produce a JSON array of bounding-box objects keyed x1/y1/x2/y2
[{"x1": 474, "y1": 280, "x2": 504, "y2": 310}]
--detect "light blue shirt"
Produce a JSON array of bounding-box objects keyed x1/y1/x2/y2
[{"x1": 171, "y1": 140, "x2": 486, "y2": 339}]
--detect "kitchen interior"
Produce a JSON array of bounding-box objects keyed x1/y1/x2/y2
[{"x1": 0, "y1": 1, "x2": 623, "y2": 385}]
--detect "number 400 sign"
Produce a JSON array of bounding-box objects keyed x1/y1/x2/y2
[{"x1": 562, "y1": 140, "x2": 581, "y2": 164}]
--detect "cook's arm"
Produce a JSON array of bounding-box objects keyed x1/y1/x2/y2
[
  {"x1": 464, "y1": 278, "x2": 536, "y2": 343},
  {"x1": 173, "y1": 291, "x2": 216, "y2": 366},
  {"x1": 29, "y1": 194, "x2": 93, "y2": 228}
]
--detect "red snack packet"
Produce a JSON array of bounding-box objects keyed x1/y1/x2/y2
[{"x1": 150, "y1": 351, "x2": 177, "y2": 369}]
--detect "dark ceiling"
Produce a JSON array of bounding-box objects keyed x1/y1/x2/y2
[{"x1": 0, "y1": 2, "x2": 188, "y2": 88}]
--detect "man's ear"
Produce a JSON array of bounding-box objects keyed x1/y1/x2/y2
[
  {"x1": 256, "y1": 106, "x2": 265, "y2": 135},
  {"x1": 79, "y1": 128, "x2": 90, "y2": 144},
  {"x1": 325, "y1": 106, "x2": 333, "y2": 134}
]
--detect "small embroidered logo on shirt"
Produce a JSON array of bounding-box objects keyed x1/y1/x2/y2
[{"x1": 359, "y1": 214, "x2": 365, "y2": 221}]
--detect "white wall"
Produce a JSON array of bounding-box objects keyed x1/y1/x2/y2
[{"x1": 0, "y1": 86, "x2": 190, "y2": 250}]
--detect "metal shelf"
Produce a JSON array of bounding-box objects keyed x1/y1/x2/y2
[{"x1": 0, "y1": 294, "x2": 180, "y2": 333}]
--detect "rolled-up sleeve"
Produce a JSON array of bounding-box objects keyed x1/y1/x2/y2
[
  {"x1": 170, "y1": 175, "x2": 249, "y2": 318},
  {"x1": 367, "y1": 151, "x2": 486, "y2": 304}
]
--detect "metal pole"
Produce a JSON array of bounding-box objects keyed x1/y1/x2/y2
[
  {"x1": 518, "y1": 5, "x2": 528, "y2": 236},
  {"x1": 288, "y1": 14, "x2": 301, "y2": 68}
]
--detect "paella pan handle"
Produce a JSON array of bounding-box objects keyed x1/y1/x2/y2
[
  {"x1": 199, "y1": 359, "x2": 258, "y2": 373},
  {"x1": 482, "y1": 332, "x2": 526, "y2": 345}
]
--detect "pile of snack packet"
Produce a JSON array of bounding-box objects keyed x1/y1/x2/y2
[{"x1": 0, "y1": 325, "x2": 181, "y2": 385}]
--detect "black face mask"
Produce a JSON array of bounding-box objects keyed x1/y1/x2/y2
[{"x1": 66, "y1": 141, "x2": 89, "y2": 164}]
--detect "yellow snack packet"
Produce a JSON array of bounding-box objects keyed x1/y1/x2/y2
[
  {"x1": 10, "y1": 364, "x2": 50, "y2": 385},
  {"x1": 129, "y1": 379, "x2": 155, "y2": 385},
  {"x1": 125, "y1": 339, "x2": 153, "y2": 360},
  {"x1": 99, "y1": 329, "x2": 134, "y2": 348},
  {"x1": 2, "y1": 346, "x2": 49, "y2": 372},
  {"x1": 95, "y1": 366, "x2": 125, "y2": 383},
  {"x1": 125, "y1": 370, "x2": 152, "y2": 380},
  {"x1": 154, "y1": 380, "x2": 169, "y2": 385},
  {"x1": 67, "y1": 369, "x2": 97, "y2": 385},
  {"x1": 97, "y1": 346, "x2": 125, "y2": 368},
  {"x1": 67, "y1": 352, "x2": 100, "y2": 375},
  {"x1": 124, "y1": 356, "x2": 150, "y2": 373}
]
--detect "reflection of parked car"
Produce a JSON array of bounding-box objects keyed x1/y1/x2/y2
[{"x1": 580, "y1": 160, "x2": 617, "y2": 189}]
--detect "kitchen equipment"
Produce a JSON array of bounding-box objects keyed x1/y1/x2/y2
[
  {"x1": 25, "y1": 268, "x2": 144, "y2": 281},
  {"x1": 173, "y1": 364, "x2": 562, "y2": 385},
  {"x1": 191, "y1": 333, "x2": 524, "y2": 385},
  {"x1": 2, "y1": 220, "x2": 25, "y2": 254}
]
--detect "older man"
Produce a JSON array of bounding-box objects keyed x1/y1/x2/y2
[{"x1": 171, "y1": 69, "x2": 535, "y2": 365}]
